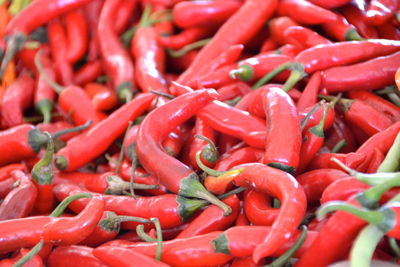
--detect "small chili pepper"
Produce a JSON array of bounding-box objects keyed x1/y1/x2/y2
[
  {"x1": 173, "y1": 0, "x2": 241, "y2": 29},
  {"x1": 113, "y1": 0, "x2": 137, "y2": 35},
  {"x1": 307, "y1": 152, "x2": 367, "y2": 171},
  {"x1": 366, "y1": 148, "x2": 385, "y2": 173},
  {"x1": 74, "y1": 60, "x2": 103, "y2": 86},
  {"x1": 197, "y1": 100, "x2": 266, "y2": 149},
  {"x1": 0, "y1": 170, "x2": 37, "y2": 220},
  {"x1": 94, "y1": 246, "x2": 169, "y2": 267},
  {"x1": 101, "y1": 232, "x2": 233, "y2": 267},
  {"x1": 211, "y1": 226, "x2": 317, "y2": 259},
  {"x1": 243, "y1": 190, "x2": 279, "y2": 226},
  {"x1": 307, "y1": 0, "x2": 352, "y2": 9},
  {"x1": 0, "y1": 177, "x2": 16, "y2": 199},
  {"x1": 295, "y1": 39, "x2": 400, "y2": 74},
  {"x1": 84, "y1": 82, "x2": 119, "y2": 112},
  {"x1": 0, "y1": 163, "x2": 26, "y2": 180},
  {"x1": 341, "y1": 3, "x2": 379, "y2": 39},
  {"x1": 320, "y1": 176, "x2": 369, "y2": 204},
  {"x1": 378, "y1": 20, "x2": 400, "y2": 40},
  {"x1": 176, "y1": 0, "x2": 278, "y2": 85},
  {"x1": 159, "y1": 27, "x2": 211, "y2": 50},
  {"x1": 297, "y1": 168, "x2": 351, "y2": 204},
  {"x1": 0, "y1": 0, "x2": 94, "y2": 78},
  {"x1": 64, "y1": 9, "x2": 88, "y2": 64},
  {"x1": 322, "y1": 51, "x2": 400, "y2": 92},
  {"x1": 277, "y1": 0, "x2": 338, "y2": 25},
  {"x1": 36, "y1": 121, "x2": 85, "y2": 143},
  {"x1": 162, "y1": 124, "x2": 190, "y2": 157},
  {"x1": 98, "y1": 0, "x2": 136, "y2": 102},
  {"x1": 365, "y1": 0, "x2": 399, "y2": 26},
  {"x1": 296, "y1": 72, "x2": 321, "y2": 112},
  {"x1": 136, "y1": 89, "x2": 232, "y2": 214},
  {"x1": 176, "y1": 194, "x2": 240, "y2": 239},
  {"x1": 47, "y1": 245, "x2": 108, "y2": 267},
  {"x1": 321, "y1": 13, "x2": 363, "y2": 41},
  {"x1": 189, "y1": 120, "x2": 218, "y2": 169},
  {"x1": 217, "y1": 82, "x2": 252, "y2": 102},
  {"x1": 1, "y1": 71, "x2": 34, "y2": 128},
  {"x1": 54, "y1": 93, "x2": 155, "y2": 171},
  {"x1": 283, "y1": 26, "x2": 332, "y2": 48}
]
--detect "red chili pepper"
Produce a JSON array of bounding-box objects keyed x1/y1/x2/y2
[
  {"x1": 231, "y1": 257, "x2": 260, "y2": 267},
  {"x1": 74, "y1": 60, "x2": 103, "y2": 86},
  {"x1": 320, "y1": 176, "x2": 369, "y2": 204},
  {"x1": 308, "y1": 152, "x2": 367, "y2": 171},
  {"x1": 83, "y1": 83, "x2": 119, "y2": 112},
  {"x1": 131, "y1": 6, "x2": 167, "y2": 93},
  {"x1": 367, "y1": 148, "x2": 385, "y2": 173},
  {"x1": 0, "y1": 170, "x2": 37, "y2": 220},
  {"x1": 64, "y1": 9, "x2": 88, "y2": 64},
  {"x1": 243, "y1": 190, "x2": 279, "y2": 226},
  {"x1": 83, "y1": 0, "x2": 104, "y2": 62},
  {"x1": 0, "y1": 177, "x2": 16, "y2": 199},
  {"x1": 211, "y1": 226, "x2": 317, "y2": 259},
  {"x1": 277, "y1": 0, "x2": 338, "y2": 25},
  {"x1": 47, "y1": 245, "x2": 108, "y2": 267},
  {"x1": 322, "y1": 12, "x2": 363, "y2": 41},
  {"x1": 269, "y1": 17, "x2": 299, "y2": 46},
  {"x1": 36, "y1": 121, "x2": 83, "y2": 142},
  {"x1": 98, "y1": 0, "x2": 136, "y2": 102},
  {"x1": 260, "y1": 38, "x2": 279, "y2": 53},
  {"x1": 55, "y1": 93, "x2": 154, "y2": 171},
  {"x1": 162, "y1": 124, "x2": 191, "y2": 157},
  {"x1": 159, "y1": 27, "x2": 210, "y2": 50},
  {"x1": 365, "y1": 0, "x2": 399, "y2": 26},
  {"x1": 197, "y1": 100, "x2": 266, "y2": 149},
  {"x1": 272, "y1": 44, "x2": 303, "y2": 57},
  {"x1": 177, "y1": 0, "x2": 278, "y2": 85},
  {"x1": 1, "y1": 72, "x2": 34, "y2": 128},
  {"x1": 341, "y1": 3, "x2": 379, "y2": 39},
  {"x1": 296, "y1": 72, "x2": 321, "y2": 112},
  {"x1": 295, "y1": 39, "x2": 400, "y2": 74},
  {"x1": 284, "y1": 26, "x2": 332, "y2": 48},
  {"x1": 47, "y1": 19, "x2": 74, "y2": 86},
  {"x1": 101, "y1": 232, "x2": 233, "y2": 267},
  {"x1": 378, "y1": 20, "x2": 400, "y2": 40},
  {"x1": 262, "y1": 85, "x2": 301, "y2": 173},
  {"x1": 0, "y1": 163, "x2": 26, "y2": 180},
  {"x1": 217, "y1": 82, "x2": 252, "y2": 102},
  {"x1": 307, "y1": 0, "x2": 352, "y2": 9},
  {"x1": 113, "y1": 0, "x2": 137, "y2": 34},
  {"x1": 0, "y1": 247, "x2": 44, "y2": 267},
  {"x1": 94, "y1": 246, "x2": 169, "y2": 267},
  {"x1": 189, "y1": 119, "x2": 217, "y2": 169}
]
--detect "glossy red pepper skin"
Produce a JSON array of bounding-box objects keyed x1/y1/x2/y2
[
  {"x1": 83, "y1": 0, "x2": 103, "y2": 62},
  {"x1": 217, "y1": 82, "x2": 252, "y2": 102},
  {"x1": 177, "y1": 0, "x2": 278, "y2": 85},
  {"x1": 365, "y1": 0, "x2": 399, "y2": 26},
  {"x1": 320, "y1": 177, "x2": 369, "y2": 204},
  {"x1": 98, "y1": 0, "x2": 135, "y2": 101},
  {"x1": 341, "y1": 3, "x2": 379, "y2": 39},
  {"x1": 0, "y1": 170, "x2": 37, "y2": 220},
  {"x1": 262, "y1": 86, "x2": 301, "y2": 173},
  {"x1": 230, "y1": 163, "x2": 306, "y2": 261},
  {"x1": 47, "y1": 245, "x2": 108, "y2": 267},
  {"x1": 211, "y1": 226, "x2": 317, "y2": 258},
  {"x1": 198, "y1": 101, "x2": 266, "y2": 149},
  {"x1": 307, "y1": 0, "x2": 352, "y2": 9},
  {"x1": 323, "y1": 115, "x2": 357, "y2": 153},
  {"x1": 295, "y1": 40, "x2": 400, "y2": 74},
  {"x1": 323, "y1": 51, "x2": 400, "y2": 92},
  {"x1": 94, "y1": 246, "x2": 169, "y2": 267},
  {"x1": 298, "y1": 169, "x2": 350, "y2": 204},
  {"x1": 0, "y1": 248, "x2": 44, "y2": 267},
  {"x1": 173, "y1": 0, "x2": 241, "y2": 29},
  {"x1": 163, "y1": 124, "x2": 190, "y2": 157},
  {"x1": 296, "y1": 72, "x2": 321, "y2": 112},
  {"x1": 231, "y1": 257, "x2": 260, "y2": 267},
  {"x1": 322, "y1": 13, "x2": 362, "y2": 41},
  {"x1": 159, "y1": 27, "x2": 210, "y2": 50},
  {"x1": 176, "y1": 194, "x2": 240, "y2": 238},
  {"x1": 283, "y1": 26, "x2": 331, "y2": 48},
  {"x1": 113, "y1": 0, "x2": 137, "y2": 34},
  {"x1": 308, "y1": 152, "x2": 366, "y2": 171},
  {"x1": 189, "y1": 118, "x2": 217, "y2": 169},
  {"x1": 102, "y1": 232, "x2": 233, "y2": 267},
  {"x1": 0, "y1": 163, "x2": 26, "y2": 180},
  {"x1": 378, "y1": 21, "x2": 400, "y2": 40},
  {"x1": 277, "y1": 0, "x2": 337, "y2": 25},
  {"x1": 269, "y1": 17, "x2": 299, "y2": 45},
  {"x1": 0, "y1": 177, "x2": 15, "y2": 199},
  {"x1": 64, "y1": 9, "x2": 88, "y2": 64},
  {"x1": 0, "y1": 195, "x2": 104, "y2": 254},
  {"x1": 243, "y1": 190, "x2": 279, "y2": 226},
  {"x1": 55, "y1": 93, "x2": 154, "y2": 171},
  {"x1": 136, "y1": 89, "x2": 218, "y2": 194},
  {"x1": 74, "y1": 60, "x2": 103, "y2": 86}
]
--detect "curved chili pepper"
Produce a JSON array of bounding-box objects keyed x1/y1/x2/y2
[
  {"x1": 320, "y1": 177, "x2": 370, "y2": 204},
  {"x1": 321, "y1": 13, "x2": 363, "y2": 41},
  {"x1": 243, "y1": 190, "x2": 279, "y2": 226},
  {"x1": 101, "y1": 232, "x2": 233, "y2": 267},
  {"x1": 94, "y1": 246, "x2": 169, "y2": 267},
  {"x1": 211, "y1": 226, "x2": 317, "y2": 259},
  {"x1": 323, "y1": 51, "x2": 400, "y2": 92},
  {"x1": 173, "y1": 0, "x2": 241, "y2": 29},
  {"x1": 262, "y1": 85, "x2": 301, "y2": 173},
  {"x1": 217, "y1": 82, "x2": 252, "y2": 102},
  {"x1": 189, "y1": 119, "x2": 217, "y2": 169},
  {"x1": 47, "y1": 19, "x2": 74, "y2": 86},
  {"x1": 323, "y1": 118, "x2": 358, "y2": 153},
  {"x1": 162, "y1": 124, "x2": 190, "y2": 157},
  {"x1": 284, "y1": 26, "x2": 332, "y2": 48},
  {"x1": 308, "y1": 152, "x2": 367, "y2": 171},
  {"x1": 0, "y1": 177, "x2": 16, "y2": 199},
  {"x1": 197, "y1": 101, "x2": 266, "y2": 149},
  {"x1": 55, "y1": 93, "x2": 154, "y2": 171},
  {"x1": 136, "y1": 89, "x2": 231, "y2": 214},
  {"x1": 113, "y1": 0, "x2": 137, "y2": 34},
  {"x1": 159, "y1": 27, "x2": 210, "y2": 50},
  {"x1": 83, "y1": 0, "x2": 103, "y2": 62},
  {"x1": 176, "y1": 194, "x2": 240, "y2": 239},
  {"x1": 98, "y1": 0, "x2": 135, "y2": 102},
  {"x1": 1, "y1": 72, "x2": 34, "y2": 128},
  {"x1": 47, "y1": 245, "x2": 108, "y2": 267},
  {"x1": 0, "y1": 170, "x2": 37, "y2": 220},
  {"x1": 83, "y1": 82, "x2": 118, "y2": 112},
  {"x1": 341, "y1": 3, "x2": 379, "y2": 39},
  {"x1": 0, "y1": 0, "x2": 94, "y2": 78},
  {"x1": 277, "y1": 0, "x2": 338, "y2": 25},
  {"x1": 269, "y1": 16, "x2": 299, "y2": 46},
  {"x1": 176, "y1": 0, "x2": 278, "y2": 85},
  {"x1": 296, "y1": 72, "x2": 321, "y2": 112},
  {"x1": 365, "y1": 0, "x2": 399, "y2": 26},
  {"x1": 74, "y1": 60, "x2": 103, "y2": 86},
  {"x1": 378, "y1": 20, "x2": 400, "y2": 40},
  {"x1": 64, "y1": 9, "x2": 88, "y2": 64}
]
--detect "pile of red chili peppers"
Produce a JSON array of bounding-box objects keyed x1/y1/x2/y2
[{"x1": 1, "y1": 0, "x2": 400, "y2": 266}]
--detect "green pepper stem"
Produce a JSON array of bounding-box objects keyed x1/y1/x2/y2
[
  {"x1": 168, "y1": 38, "x2": 211, "y2": 58},
  {"x1": 316, "y1": 201, "x2": 384, "y2": 224},
  {"x1": 195, "y1": 151, "x2": 224, "y2": 177},
  {"x1": 0, "y1": 33, "x2": 27, "y2": 79},
  {"x1": 388, "y1": 92, "x2": 400, "y2": 107},
  {"x1": 229, "y1": 64, "x2": 254, "y2": 82},
  {"x1": 217, "y1": 186, "x2": 245, "y2": 200},
  {"x1": 35, "y1": 99, "x2": 54, "y2": 124},
  {"x1": 50, "y1": 120, "x2": 93, "y2": 139},
  {"x1": 265, "y1": 225, "x2": 308, "y2": 267},
  {"x1": 194, "y1": 134, "x2": 219, "y2": 164},
  {"x1": 50, "y1": 193, "x2": 92, "y2": 217},
  {"x1": 377, "y1": 131, "x2": 400, "y2": 173},
  {"x1": 99, "y1": 212, "x2": 150, "y2": 232},
  {"x1": 12, "y1": 239, "x2": 44, "y2": 267},
  {"x1": 389, "y1": 237, "x2": 400, "y2": 258},
  {"x1": 282, "y1": 62, "x2": 306, "y2": 92},
  {"x1": 34, "y1": 50, "x2": 64, "y2": 94},
  {"x1": 331, "y1": 139, "x2": 348, "y2": 153},
  {"x1": 357, "y1": 175, "x2": 400, "y2": 209},
  {"x1": 151, "y1": 217, "x2": 163, "y2": 261},
  {"x1": 31, "y1": 132, "x2": 54, "y2": 185},
  {"x1": 105, "y1": 175, "x2": 159, "y2": 195},
  {"x1": 345, "y1": 28, "x2": 364, "y2": 41},
  {"x1": 138, "y1": 4, "x2": 152, "y2": 28},
  {"x1": 350, "y1": 224, "x2": 384, "y2": 267},
  {"x1": 309, "y1": 104, "x2": 330, "y2": 138},
  {"x1": 136, "y1": 224, "x2": 157, "y2": 242},
  {"x1": 300, "y1": 100, "x2": 324, "y2": 131},
  {"x1": 129, "y1": 143, "x2": 138, "y2": 200},
  {"x1": 252, "y1": 61, "x2": 293, "y2": 89},
  {"x1": 150, "y1": 89, "x2": 175, "y2": 100}
]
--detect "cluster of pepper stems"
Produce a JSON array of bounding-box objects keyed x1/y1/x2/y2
[{"x1": 0, "y1": 0, "x2": 400, "y2": 266}]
